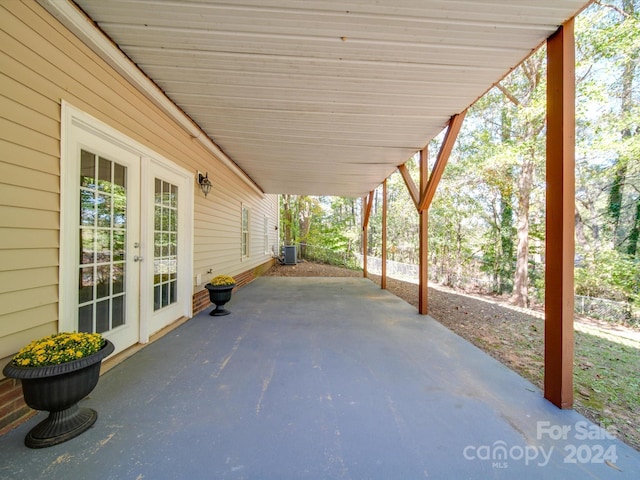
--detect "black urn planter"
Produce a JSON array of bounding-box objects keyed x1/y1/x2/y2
[
  {"x1": 205, "y1": 283, "x2": 236, "y2": 316},
  {"x1": 3, "y1": 339, "x2": 115, "y2": 448}
]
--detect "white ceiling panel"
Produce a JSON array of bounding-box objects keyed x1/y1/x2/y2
[{"x1": 60, "y1": 0, "x2": 589, "y2": 196}]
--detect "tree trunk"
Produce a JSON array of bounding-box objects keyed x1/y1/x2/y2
[
  {"x1": 498, "y1": 105, "x2": 515, "y2": 294},
  {"x1": 608, "y1": 0, "x2": 636, "y2": 250},
  {"x1": 282, "y1": 194, "x2": 294, "y2": 245},
  {"x1": 503, "y1": 54, "x2": 544, "y2": 308},
  {"x1": 499, "y1": 185, "x2": 514, "y2": 293},
  {"x1": 511, "y1": 154, "x2": 534, "y2": 307},
  {"x1": 575, "y1": 208, "x2": 587, "y2": 249},
  {"x1": 627, "y1": 196, "x2": 640, "y2": 257},
  {"x1": 298, "y1": 196, "x2": 312, "y2": 241},
  {"x1": 608, "y1": 162, "x2": 627, "y2": 245}
]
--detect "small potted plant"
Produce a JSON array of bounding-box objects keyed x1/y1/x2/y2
[
  {"x1": 3, "y1": 332, "x2": 114, "y2": 448},
  {"x1": 205, "y1": 274, "x2": 237, "y2": 316}
]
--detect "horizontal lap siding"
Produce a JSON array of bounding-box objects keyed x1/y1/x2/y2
[
  {"x1": 0, "y1": 2, "x2": 62, "y2": 367},
  {"x1": 0, "y1": 2, "x2": 278, "y2": 374}
]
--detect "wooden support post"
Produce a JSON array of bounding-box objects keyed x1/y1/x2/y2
[
  {"x1": 419, "y1": 147, "x2": 429, "y2": 314},
  {"x1": 362, "y1": 191, "x2": 374, "y2": 279},
  {"x1": 545, "y1": 19, "x2": 575, "y2": 409},
  {"x1": 400, "y1": 113, "x2": 466, "y2": 214},
  {"x1": 382, "y1": 180, "x2": 387, "y2": 289},
  {"x1": 418, "y1": 111, "x2": 467, "y2": 213},
  {"x1": 363, "y1": 191, "x2": 374, "y2": 228},
  {"x1": 362, "y1": 195, "x2": 368, "y2": 278},
  {"x1": 397, "y1": 112, "x2": 465, "y2": 315},
  {"x1": 398, "y1": 163, "x2": 420, "y2": 210}
]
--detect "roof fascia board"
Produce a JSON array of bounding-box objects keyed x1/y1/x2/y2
[{"x1": 36, "y1": 0, "x2": 264, "y2": 196}]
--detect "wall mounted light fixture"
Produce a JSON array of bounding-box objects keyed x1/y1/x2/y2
[{"x1": 198, "y1": 172, "x2": 212, "y2": 198}]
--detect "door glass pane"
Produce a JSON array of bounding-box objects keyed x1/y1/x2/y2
[
  {"x1": 78, "y1": 149, "x2": 127, "y2": 333},
  {"x1": 161, "y1": 283, "x2": 169, "y2": 308},
  {"x1": 96, "y1": 300, "x2": 110, "y2": 333},
  {"x1": 154, "y1": 178, "x2": 162, "y2": 205},
  {"x1": 114, "y1": 163, "x2": 126, "y2": 190},
  {"x1": 80, "y1": 228, "x2": 95, "y2": 264},
  {"x1": 96, "y1": 265, "x2": 110, "y2": 299},
  {"x1": 169, "y1": 281, "x2": 177, "y2": 304},
  {"x1": 169, "y1": 233, "x2": 177, "y2": 256},
  {"x1": 80, "y1": 190, "x2": 96, "y2": 226},
  {"x1": 154, "y1": 206, "x2": 162, "y2": 231},
  {"x1": 113, "y1": 231, "x2": 126, "y2": 261},
  {"x1": 112, "y1": 295, "x2": 125, "y2": 328},
  {"x1": 98, "y1": 158, "x2": 112, "y2": 192},
  {"x1": 154, "y1": 285, "x2": 161, "y2": 311},
  {"x1": 96, "y1": 229, "x2": 112, "y2": 263},
  {"x1": 97, "y1": 193, "x2": 111, "y2": 227},
  {"x1": 80, "y1": 151, "x2": 95, "y2": 188},
  {"x1": 170, "y1": 184, "x2": 177, "y2": 208},
  {"x1": 153, "y1": 178, "x2": 178, "y2": 311},
  {"x1": 79, "y1": 267, "x2": 94, "y2": 303},
  {"x1": 113, "y1": 263, "x2": 125, "y2": 294},
  {"x1": 78, "y1": 305, "x2": 93, "y2": 333}
]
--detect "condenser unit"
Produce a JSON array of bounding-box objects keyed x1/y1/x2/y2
[{"x1": 283, "y1": 245, "x2": 297, "y2": 265}]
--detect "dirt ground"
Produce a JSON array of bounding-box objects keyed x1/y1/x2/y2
[{"x1": 265, "y1": 261, "x2": 640, "y2": 452}]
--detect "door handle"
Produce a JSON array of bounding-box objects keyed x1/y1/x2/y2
[{"x1": 133, "y1": 255, "x2": 143, "y2": 262}]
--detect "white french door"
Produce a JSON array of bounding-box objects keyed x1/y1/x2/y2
[
  {"x1": 140, "y1": 159, "x2": 192, "y2": 340},
  {"x1": 61, "y1": 104, "x2": 193, "y2": 355},
  {"x1": 62, "y1": 125, "x2": 141, "y2": 354}
]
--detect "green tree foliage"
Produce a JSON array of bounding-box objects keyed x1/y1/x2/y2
[
  {"x1": 576, "y1": 248, "x2": 639, "y2": 304},
  {"x1": 280, "y1": 194, "x2": 362, "y2": 267},
  {"x1": 434, "y1": 50, "x2": 547, "y2": 305},
  {"x1": 280, "y1": 194, "x2": 323, "y2": 246},
  {"x1": 308, "y1": 196, "x2": 360, "y2": 254},
  {"x1": 375, "y1": 158, "x2": 419, "y2": 263},
  {"x1": 280, "y1": 0, "x2": 639, "y2": 316},
  {"x1": 574, "y1": 0, "x2": 640, "y2": 307}
]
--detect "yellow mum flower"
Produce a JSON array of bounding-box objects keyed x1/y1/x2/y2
[
  {"x1": 11, "y1": 332, "x2": 105, "y2": 368},
  {"x1": 210, "y1": 274, "x2": 236, "y2": 286}
]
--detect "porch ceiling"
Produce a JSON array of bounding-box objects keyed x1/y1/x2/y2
[{"x1": 68, "y1": 0, "x2": 589, "y2": 197}]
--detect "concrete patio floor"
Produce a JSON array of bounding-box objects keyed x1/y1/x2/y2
[{"x1": 1, "y1": 277, "x2": 639, "y2": 479}]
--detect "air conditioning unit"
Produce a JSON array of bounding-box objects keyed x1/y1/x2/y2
[{"x1": 283, "y1": 245, "x2": 297, "y2": 265}]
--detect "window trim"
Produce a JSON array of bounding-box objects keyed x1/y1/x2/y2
[
  {"x1": 264, "y1": 215, "x2": 270, "y2": 255},
  {"x1": 241, "y1": 204, "x2": 250, "y2": 258}
]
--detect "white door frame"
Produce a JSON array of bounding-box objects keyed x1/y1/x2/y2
[{"x1": 60, "y1": 102, "x2": 193, "y2": 353}]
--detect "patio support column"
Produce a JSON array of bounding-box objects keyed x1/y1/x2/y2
[
  {"x1": 419, "y1": 147, "x2": 429, "y2": 314},
  {"x1": 382, "y1": 179, "x2": 388, "y2": 289},
  {"x1": 362, "y1": 191, "x2": 374, "y2": 279},
  {"x1": 362, "y1": 195, "x2": 368, "y2": 278},
  {"x1": 545, "y1": 19, "x2": 575, "y2": 409},
  {"x1": 398, "y1": 113, "x2": 466, "y2": 315}
]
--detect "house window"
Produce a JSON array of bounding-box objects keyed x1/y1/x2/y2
[
  {"x1": 264, "y1": 216, "x2": 269, "y2": 255},
  {"x1": 241, "y1": 205, "x2": 250, "y2": 258}
]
